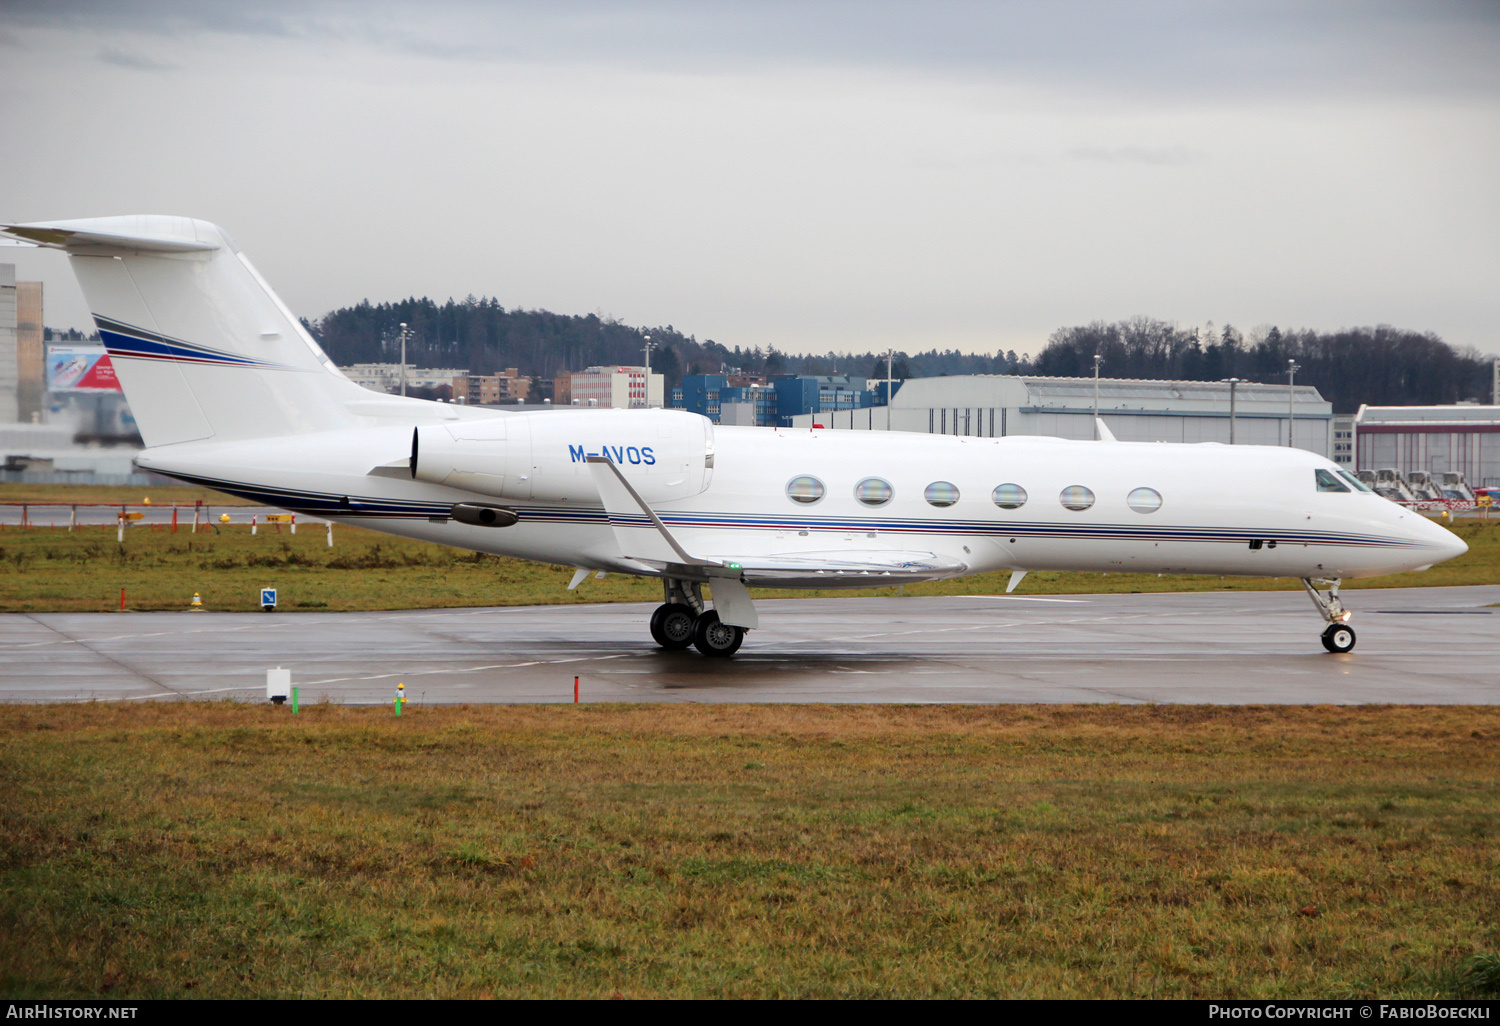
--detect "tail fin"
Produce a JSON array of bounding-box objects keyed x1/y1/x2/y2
[{"x1": 1, "y1": 215, "x2": 370, "y2": 447}]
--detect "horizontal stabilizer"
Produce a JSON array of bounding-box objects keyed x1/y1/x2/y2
[{"x1": 1, "y1": 217, "x2": 222, "y2": 253}]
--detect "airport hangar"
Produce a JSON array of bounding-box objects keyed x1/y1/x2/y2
[{"x1": 788, "y1": 374, "x2": 1336, "y2": 455}]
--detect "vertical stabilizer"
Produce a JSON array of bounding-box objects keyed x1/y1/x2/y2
[{"x1": 1, "y1": 216, "x2": 371, "y2": 447}]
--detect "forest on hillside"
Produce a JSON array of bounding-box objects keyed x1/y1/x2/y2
[{"x1": 305, "y1": 297, "x2": 1494, "y2": 414}]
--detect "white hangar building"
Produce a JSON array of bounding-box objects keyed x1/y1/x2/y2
[{"x1": 790, "y1": 375, "x2": 1334, "y2": 457}]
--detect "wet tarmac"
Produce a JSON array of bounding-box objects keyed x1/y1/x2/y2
[{"x1": 3, "y1": 585, "x2": 1497, "y2": 705}]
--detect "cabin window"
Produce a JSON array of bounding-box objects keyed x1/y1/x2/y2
[
  {"x1": 1127, "y1": 487, "x2": 1163, "y2": 514},
  {"x1": 1060, "y1": 485, "x2": 1096, "y2": 511},
  {"x1": 992, "y1": 483, "x2": 1028, "y2": 509},
  {"x1": 1337, "y1": 470, "x2": 1373, "y2": 492},
  {"x1": 854, "y1": 478, "x2": 894, "y2": 507},
  {"x1": 924, "y1": 481, "x2": 960, "y2": 507},
  {"x1": 786, "y1": 475, "x2": 826, "y2": 505},
  {"x1": 1315, "y1": 469, "x2": 1350, "y2": 493}
]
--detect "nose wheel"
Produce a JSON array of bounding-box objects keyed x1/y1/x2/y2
[
  {"x1": 1321, "y1": 623, "x2": 1356, "y2": 653},
  {"x1": 1302, "y1": 577, "x2": 1356, "y2": 653}
]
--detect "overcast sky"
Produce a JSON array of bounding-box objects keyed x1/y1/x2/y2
[{"x1": 2, "y1": 0, "x2": 1497, "y2": 359}]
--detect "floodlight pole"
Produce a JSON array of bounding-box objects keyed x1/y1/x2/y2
[
  {"x1": 1221, "y1": 377, "x2": 1242, "y2": 444},
  {"x1": 1287, "y1": 359, "x2": 1300, "y2": 448},
  {"x1": 642, "y1": 335, "x2": 654, "y2": 409},
  {"x1": 1093, "y1": 353, "x2": 1102, "y2": 440},
  {"x1": 399, "y1": 322, "x2": 408, "y2": 397},
  {"x1": 886, "y1": 349, "x2": 894, "y2": 431}
]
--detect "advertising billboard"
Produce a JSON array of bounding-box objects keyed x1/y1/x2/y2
[{"x1": 46, "y1": 346, "x2": 122, "y2": 393}]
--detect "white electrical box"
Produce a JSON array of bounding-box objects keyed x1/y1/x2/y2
[{"x1": 267, "y1": 666, "x2": 291, "y2": 704}]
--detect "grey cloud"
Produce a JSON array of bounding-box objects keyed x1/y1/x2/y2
[
  {"x1": 1067, "y1": 146, "x2": 1197, "y2": 167},
  {"x1": 5, "y1": 1, "x2": 1499, "y2": 101},
  {"x1": 2, "y1": 0, "x2": 301, "y2": 39},
  {"x1": 96, "y1": 45, "x2": 176, "y2": 71}
]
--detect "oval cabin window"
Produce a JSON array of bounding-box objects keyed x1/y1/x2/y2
[
  {"x1": 786, "y1": 476, "x2": 825, "y2": 505},
  {"x1": 924, "y1": 481, "x2": 960, "y2": 507},
  {"x1": 1059, "y1": 485, "x2": 1095, "y2": 511},
  {"x1": 1127, "y1": 487, "x2": 1163, "y2": 514},
  {"x1": 992, "y1": 483, "x2": 1028, "y2": 510},
  {"x1": 854, "y1": 478, "x2": 894, "y2": 507}
]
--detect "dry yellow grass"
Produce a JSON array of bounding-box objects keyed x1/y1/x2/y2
[{"x1": 3, "y1": 703, "x2": 1498, "y2": 998}]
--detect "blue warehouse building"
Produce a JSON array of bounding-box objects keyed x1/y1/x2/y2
[{"x1": 674, "y1": 373, "x2": 882, "y2": 427}]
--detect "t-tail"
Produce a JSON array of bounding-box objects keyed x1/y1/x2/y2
[{"x1": 0, "y1": 215, "x2": 385, "y2": 447}]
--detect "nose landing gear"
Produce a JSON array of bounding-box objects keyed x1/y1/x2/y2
[{"x1": 1302, "y1": 577, "x2": 1356, "y2": 653}]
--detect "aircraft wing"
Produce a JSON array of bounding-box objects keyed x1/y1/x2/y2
[{"x1": 585, "y1": 455, "x2": 968, "y2": 601}]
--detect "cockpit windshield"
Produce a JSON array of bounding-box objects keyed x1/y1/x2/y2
[
  {"x1": 1337, "y1": 469, "x2": 1373, "y2": 492},
  {"x1": 1316, "y1": 468, "x2": 1350, "y2": 493}
]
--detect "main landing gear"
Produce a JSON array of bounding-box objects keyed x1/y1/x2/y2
[
  {"x1": 1301, "y1": 577, "x2": 1356, "y2": 653},
  {"x1": 649, "y1": 579, "x2": 746, "y2": 657}
]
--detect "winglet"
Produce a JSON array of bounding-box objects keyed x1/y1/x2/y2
[
  {"x1": 585, "y1": 455, "x2": 718, "y2": 568},
  {"x1": 1006, "y1": 570, "x2": 1028, "y2": 593},
  {"x1": 1095, "y1": 417, "x2": 1117, "y2": 442}
]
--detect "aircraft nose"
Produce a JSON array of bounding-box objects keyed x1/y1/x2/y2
[
  {"x1": 1440, "y1": 528, "x2": 1469, "y2": 561},
  {"x1": 1417, "y1": 515, "x2": 1468, "y2": 562}
]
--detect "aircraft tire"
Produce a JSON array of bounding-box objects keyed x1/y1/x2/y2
[
  {"x1": 1321, "y1": 623, "x2": 1356, "y2": 653},
  {"x1": 650, "y1": 603, "x2": 696, "y2": 650},
  {"x1": 692, "y1": 610, "x2": 744, "y2": 657}
]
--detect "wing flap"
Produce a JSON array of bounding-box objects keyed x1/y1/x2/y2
[{"x1": 707, "y1": 549, "x2": 969, "y2": 588}]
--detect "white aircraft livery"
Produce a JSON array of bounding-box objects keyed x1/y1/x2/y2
[{"x1": 2, "y1": 216, "x2": 1469, "y2": 656}]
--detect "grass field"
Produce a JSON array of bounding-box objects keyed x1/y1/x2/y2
[
  {"x1": 0, "y1": 483, "x2": 254, "y2": 506},
  {"x1": 2, "y1": 703, "x2": 1499, "y2": 999},
  {"x1": 0, "y1": 517, "x2": 1493, "y2": 613}
]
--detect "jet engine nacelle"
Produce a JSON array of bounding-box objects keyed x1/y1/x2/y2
[{"x1": 411, "y1": 408, "x2": 715, "y2": 504}]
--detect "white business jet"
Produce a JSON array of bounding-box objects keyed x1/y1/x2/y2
[{"x1": 2, "y1": 216, "x2": 1468, "y2": 656}]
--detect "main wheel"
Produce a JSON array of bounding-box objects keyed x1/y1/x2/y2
[
  {"x1": 1321, "y1": 623, "x2": 1356, "y2": 653},
  {"x1": 649, "y1": 603, "x2": 696, "y2": 650},
  {"x1": 692, "y1": 610, "x2": 744, "y2": 657}
]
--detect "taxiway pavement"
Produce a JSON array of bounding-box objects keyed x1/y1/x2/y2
[{"x1": 2, "y1": 585, "x2": 1497, "y2": 705}]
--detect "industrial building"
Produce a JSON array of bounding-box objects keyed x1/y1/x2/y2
[
  {"x1": 789, "y1": 374, "x2": 1334, "y2": 456},
  {"x1": 1353, "y1": 405, "x2": 1500, "y2": 489},
  {"x1": 673, "y1": 373, "x2": 879, "y2": 427}
]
